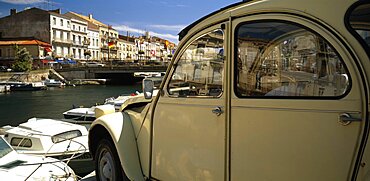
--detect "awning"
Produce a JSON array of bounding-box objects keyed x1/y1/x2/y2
[
  {"x1": 44, "y1": 47, "x2": 52, "y2": 52},
  {"x1": 55, "y1": 59, "x2": 67, "y2": 64},
  {"x1": 41, "y1": 60, "x2": 55, "y2": 64},
  {"x1": 67, "y1": 59, "x2": 77, "y2": 64}
]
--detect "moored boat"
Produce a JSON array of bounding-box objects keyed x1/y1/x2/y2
[
  {"x1": 2, "y1": 117, "x2": 94, "y2": 176},
  {"x1": 44, "y1": 79, "x2": 65, "y2": 87},
  {"x1": 0, "y1": 85, "x2": 10, "y2": 93},
  {"x1": 0, "y1": 136, "x2": 76, "y2": 180},
  {"x1": 0, "y1": 73, "x2": 47, "y2": 91}
]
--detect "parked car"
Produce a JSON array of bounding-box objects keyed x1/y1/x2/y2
[
  {"x1": 88, "y1": 0, "x2": 370, "y2": 180},
  {"x1": 85, "y1": 62, "x2": 105, "y2": 67}
]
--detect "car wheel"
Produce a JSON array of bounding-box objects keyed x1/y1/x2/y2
[{"x1": 95, "y1": 138, "x2": 127, "y2": 181}]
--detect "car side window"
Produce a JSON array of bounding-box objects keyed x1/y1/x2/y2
[
  {"x1": 235, "y1": 21, "x2": 350, "y2": 98},
  {"x1": 168, "y1": 29, "x2": 224, "y2": 97}
]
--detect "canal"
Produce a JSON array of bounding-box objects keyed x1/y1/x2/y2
[{"x1": 0, "y1": 84, "x2": 141, "y2": 127}]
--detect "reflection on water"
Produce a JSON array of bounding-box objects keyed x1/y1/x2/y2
[{"x1": 0, "y1": 84, "x2": 141, "y2": 127}]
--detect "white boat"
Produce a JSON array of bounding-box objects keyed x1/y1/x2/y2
[
  {"x1": 44, "y1": 79, "x2": 65, "y2": 87},
  {"x1": 104, "y1": 92, "x2": 139, "y2": 111},
  {"x1": 63, "y1": 106, "x2": 98, "y2": 122},
  {"x1": 0, "y1": 85, "x2": 10, "y2": 93},
  {"x1": 63, "y1": 94, "x2": 135, "y2": 121},
  {"x1": 2, "y1": 117, "x2": 94, "y2": 176},
  {"x1": 0, "y1": 136, "x2": 76, "y2": 180}
]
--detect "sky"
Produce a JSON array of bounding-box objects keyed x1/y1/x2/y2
[{"x1": 0, "y1": 0, "x2": 239, "y2": 43}]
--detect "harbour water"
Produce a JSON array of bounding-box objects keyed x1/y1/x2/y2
[{"x1": 0, "y1": 84, "x2": 141, "y2": 127}]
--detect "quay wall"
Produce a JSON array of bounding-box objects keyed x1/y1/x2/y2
[
  {"x1": 57, "y1": 70, "x2": 87, "y2": 80},
  {"x1": 0, "y1": 69, "x2": 49, "y2": 82}
]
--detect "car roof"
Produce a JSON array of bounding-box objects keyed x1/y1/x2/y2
[
  {"x1": 178, "y1": 0, "x2": 359, "y2": 41},
  {"x1": 178, "y1": 1, "x2": 248, "y2": 41}
]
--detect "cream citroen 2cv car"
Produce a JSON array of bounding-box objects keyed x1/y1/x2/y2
[{"x1": 89, "y1": 0, "x2": 370, "y2": 180}]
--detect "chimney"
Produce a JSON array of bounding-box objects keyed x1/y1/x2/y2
[
  {"x1": 89, "y1": 14, "x2": 92, "y2": 20},
  {"x1": 10, "y1": 9, "x2": 16, "y2": 15}
]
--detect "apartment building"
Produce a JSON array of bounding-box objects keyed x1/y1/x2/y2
[
  {"x1": 0, "y1": 8, "x2": 176, "y2": 64},
  {"x1": 68, "y1": 13, "x2": 118, "y2": 62},
  {"x1": 50, "y1": 9, "x2": 72, "y2": 59},
  {"x1": 65, "y1": 12, "x2": 89, "y2": 61},
  {"x1": 118, "y1": 35, "x2": 136, "y2": 62},
  {"x1": 87, "y1": 23, "x2": 100, "y2": 61},
  {"x1": 0, "y1": 8, "x2": 72, "y2": 61}
]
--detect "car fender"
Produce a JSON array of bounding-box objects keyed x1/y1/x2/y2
[{"x1": 89, "y1": 112, "x2": 145, "y2": 181}]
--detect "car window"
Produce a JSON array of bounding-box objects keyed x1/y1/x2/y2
[
  {"x1": 348, "y1": 3, "x2": 370, "y2": 51},
  {"x1": 235, "y1": 21, "x2": 350, "y2": 98},
  {"x1": 168, "y1": 29, "x2": 224, "y2": 97}
]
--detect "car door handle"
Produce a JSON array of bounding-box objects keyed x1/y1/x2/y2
[
  {"x1": 212, "y1": 106, "x2": 223, "y2": 116},
  {"x1": 339, "y1": 113, "x2": 362, "y2": 126}
]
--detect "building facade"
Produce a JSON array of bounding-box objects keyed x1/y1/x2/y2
[
  {"x1": 0, "y1": 38, "x2": 52, "y2": 67},
  {"x1": 50, "y1": 10, "x2": 72, "y2": 59},
  {"x1": 65, "y1": 12, "x2": 89, "y2": 61},
  {"x1": 0, "y1": 8, "x2": 176, "y2": 65},
  {"x1": 69, "y1": 13, "x2": 119, "y2": 62},
  {"x1": 86, "y1": 23, "x2": 100, "y2": 61},
  {"x1": 118, "y1": 35, "x2": 136, "y2": 62}
]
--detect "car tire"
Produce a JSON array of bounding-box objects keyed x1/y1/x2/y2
[{"x1": 95, "y1": 138, "x2": 128, "y2": 181}]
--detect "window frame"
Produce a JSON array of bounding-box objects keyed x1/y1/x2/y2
[
  {"x1": 10, "y1": 137, "x2": 32, "y2": 148},
  {"x1": 345, "y1": 2, "x2": 370, "y2": 59},
  {"x1": 166, "y1": 27, "x2": 226, "y2": 99},
  {"x1": 233, "y1": 19, "x2": 352, "y2": 100}
]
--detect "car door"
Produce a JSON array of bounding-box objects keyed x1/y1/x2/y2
[
  {"x1": 151, "y1": 25, "x2": 227, "y2": 180},
  {"x1": 230, "y1": 16, "x2": 366, "y2": 180}
]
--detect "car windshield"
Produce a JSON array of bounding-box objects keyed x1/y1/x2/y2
[
  {"x1": 348, "y1": 3, "x2": 370, "y2": 50},
  {"x1": 0, "y1": 137, "x2": 13, "y2": 159}
]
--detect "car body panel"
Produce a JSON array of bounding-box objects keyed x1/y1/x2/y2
[{"x1": 90, "y1": 112, "x2": 145, "y2": 181}]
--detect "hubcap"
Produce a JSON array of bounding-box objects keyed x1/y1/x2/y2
[{"x1": 99, "y1": 149, "x2": 115, "y2": 181}]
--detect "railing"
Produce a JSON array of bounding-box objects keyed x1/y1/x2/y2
[{"x1": 53, "y1": 38, "x2": 73, "y2": 44}]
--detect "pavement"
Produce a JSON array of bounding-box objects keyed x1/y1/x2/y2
[{"x1": 80, "y1": 171, "x2": 96, "y2": 181}]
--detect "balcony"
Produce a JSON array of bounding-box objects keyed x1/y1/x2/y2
[
  {"x1": 72, "y1": 41, "x2": 88, "y2": 48},
  {"x1": 53, "y1": 38, "x2": 72, "y2": 44}
]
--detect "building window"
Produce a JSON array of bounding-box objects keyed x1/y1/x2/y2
[
  {"x1": 53, "y1": 17, "x2": 56, "y2": 25},
  {"x1": 67, "y1": 21, "x2": 70, "y2": 28},
  {"x1": 235, "y1": 21, "x2": 350, "y2": 97},
  {"x1": 0, "y1": 49, "x2": 2, "y2": 57},
  {"x1": 60, "y1": 19, "x2": 63, "y2": 26},
  {"x1": 84, "y1": 27, "x2": 86, "y2": 32},
  {"x1": 73, "y1": 25, "x2": 75, "y2": 30}
]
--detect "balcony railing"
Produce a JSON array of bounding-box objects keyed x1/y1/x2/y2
[{"x1": 53, "y1": 38, "x2": 72, "y2": 44}]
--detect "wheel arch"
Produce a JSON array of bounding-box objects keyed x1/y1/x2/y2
[{"x1": 89, "y1": 112, "x2": 145, "y2": 181}]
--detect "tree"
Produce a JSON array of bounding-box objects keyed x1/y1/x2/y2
[{"x1": 12, "y1": 44, "x2": 33, "y2": 72}]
